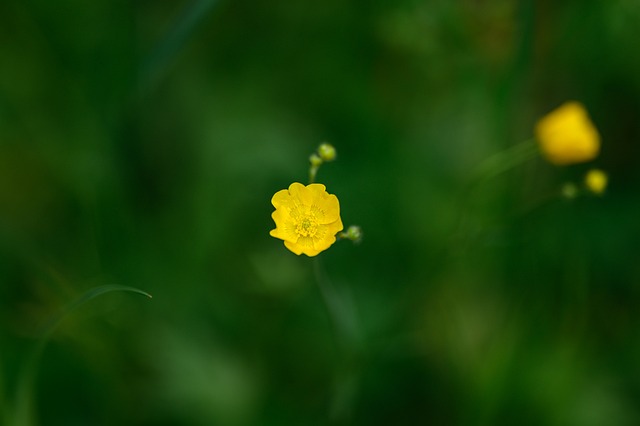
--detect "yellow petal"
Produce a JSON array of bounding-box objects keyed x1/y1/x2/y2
[
  {"x1": 306, "y1": 183, "x2": 329, "y2": 198},
  {"x1": 311, "y1": 219, "x2": 344, "y2": 252},
  {"x1": 283, "y1": 239, "x2": 304, "y2": 255},
  {"x1": 269, "y1": 211, "x2": 299, "y2": 243},
  {"x1": 325, "y1": 217, "x2": 344, "y2": 235},
  {"x1": 284, "y1": 238, "x2": 322, "y2": 257},
  {"x1": 271, "y1": 188, "x2": 293, "y2": 209},
  {"x1": 311, "y1": 193, "x2": 341, "y2": 224},
  {"x1": 311, "y1": 233, "x2": 336, "y2": 252},
  {"x1": 288, "y1": 182, "x2": 315, "y2": 207}
]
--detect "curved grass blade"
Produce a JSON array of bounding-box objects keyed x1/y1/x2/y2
[
  {"x1": 10, "y1": 285, "x2": 151, "y2": 426},
  {"x1": 472, "y1": 139, "x2": 538, "y2": 184},
  {"x1": 139, "y1": 0, "x2": 221, "y2": 94},
  {"x1": 0, "y1": 353, "x2": 5, "y2": 426},
  {"x1": 38, "y1": 284, "x2": 152, "y2": 339}
]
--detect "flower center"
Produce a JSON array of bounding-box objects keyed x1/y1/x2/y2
[{"x1": 295, "y1": 215, "x2": 318, "y2": 237}]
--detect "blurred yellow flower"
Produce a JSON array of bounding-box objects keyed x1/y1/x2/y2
[
  {"x1": 535, "y1": 101, "x2": 600, "y2": 165},
  {"x1": 270, "y1": 183, "x2": 344, "y2": 256},
  {"x1": 585, "y1": 169, "x2": 608, "y2": 195}
]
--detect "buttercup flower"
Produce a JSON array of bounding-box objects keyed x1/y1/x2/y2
[
  {"x1": 535, "y1": 101, "x2": 600, "y2": 165},
  {"x1": 585, "y1": 169, "x2": 608, "y2": 195},
  {"x1": 270, "y1": 183, "x2": 344, "y2": 256}
]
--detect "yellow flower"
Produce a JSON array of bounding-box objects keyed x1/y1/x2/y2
[
  {"x1": 270, "y1": 183, "x2": 344, "y2": 256},
  {"x1": 585, "y1": 169, "x2": 608, "y2": 195},
  {"x1": 535, "y1": 101, "x2": 600, "y2": 165}
]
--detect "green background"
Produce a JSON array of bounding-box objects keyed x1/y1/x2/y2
[{"x1": 1, "y1": 0, "x2": 640, "y2": 424}]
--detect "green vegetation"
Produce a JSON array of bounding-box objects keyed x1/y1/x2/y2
[{"x1": 1, "y1": 1, "x2": 640, "y2": 424}]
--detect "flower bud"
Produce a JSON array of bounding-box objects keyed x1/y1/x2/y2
[
  {"x1": 585, "y1": 169, "x2": 607, "y2": 195},
  {"x1": 342, "y1": 225, "x2": 362, "y2": 244},
  {"x1": 309, "y1": 153, "x2": 323, "y2": 167},
  {"x1": 561, "y1": 182, "x2": 578, "y2": 199},
  {"x1": 317, "y1": 143, "x2": 337, "y2": 162}
]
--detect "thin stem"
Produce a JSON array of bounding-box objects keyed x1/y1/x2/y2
[
  {"x1": 309, "y1": 165, "x2": 319, "y2": 184},
  {"x1": 471, "y1": 138, "x2": 538, "y2": 184},
  {"x1": 453, "y1": 138, "x2": 539, "y2": 250},
  {"x1": 312, "y1": 259, "x2": 358, "y2": 349},
  {"x1": 139, "y1": 0, "x2": 221, "y2": 94},
  {"x1": 312, "y1": 258, "x2": 360, "y2": 424},
  {"x1": 0, "y1": 353, "x2": 5, "y2": 425},
  {"x1": 38, "y1": 285, "x2": 152, "y2": 340}
]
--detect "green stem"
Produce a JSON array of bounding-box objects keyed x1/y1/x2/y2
[
  {"x1": 312, "y1": 259, "x2": 357, "y2": 348},
  {"x1": 312, "y1": 258, "x2": 360, "y2": 423},
  {"x1": 0, "y1": 353, "x2": 5, "y2": 425},
  {"x1": 139, "y1": 0, "x2": 221, "y2": 93},
  {"x1": 309, "y1": 165, "x2": 319, "y2": 184},
  {"x1": 453, "y1": 139, "x2": 539, "y2": 250},
  {"x1": 38, "y1": 285, "x2": 152, "y2": 340},
  {"x1": 471, "y1": 138, "x2": 538, "y2": 184},
  {"x1": 10, "y1": 285, "x2": 151, "y2": 426}
]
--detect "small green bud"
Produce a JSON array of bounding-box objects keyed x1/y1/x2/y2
[
  {"x1": 561, "y1": 182, "x2": 578, "y2": 199},
  {"x1": 340, "y1": 225, "x2": 362, "y2": 244},
  {"x1": 317, "y1": 143, "x2": 336, "y2": 162},
  {"x1": 309, "y1": 153, "x2": 323, "y2": 167}
]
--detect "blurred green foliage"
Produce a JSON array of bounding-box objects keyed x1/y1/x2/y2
[{"x1": 1, "y1": 0, "x2": 640, "y2": 425}]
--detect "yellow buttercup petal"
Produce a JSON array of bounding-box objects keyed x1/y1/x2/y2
[
  {"x1": 311, "y1": 194, "x2": 341, "y2": 224},
  {"x1": 311, "y1": 232, "x2": 337, "y2": 252},
  {"x1": 283, "y1": 239, "x2": 304, "y2": 255},
  {"x1": 324, "y1": 216, "x2": 344, "y2": 236},
  {"x1": 271, "y1": 188, "x2": 293, "y2": 209},
  {"x1": 306, "y1": 183, "x2": 329, "y2": 199},
  {"x1": 288, "y1": 182, "x2": 315, "y2": 207},
  {"x1": 270, "y1": 210, "x2": 299, "y2": 243}
]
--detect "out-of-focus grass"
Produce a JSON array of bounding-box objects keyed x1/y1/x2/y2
[{"x1": 1, "y1": 0, "x2": 640, "y2": 425}]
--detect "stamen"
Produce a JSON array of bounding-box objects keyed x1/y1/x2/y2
[{"x1": 295, "y1": 214, "x2": 318, "y2": 237}]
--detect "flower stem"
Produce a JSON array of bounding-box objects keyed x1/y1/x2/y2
[
  {"x1": 312, "y1": 258, "x2": 360, "y2": 422},
  {"x1": 471, "y1": 138, "x2": 538, "y2": 183},
  {"x1": 309, "y1": 165, "x2": 318, "y2": 184},
  {"x1": 312, "y1": 259, "x2": 358, "y2": 349},
  {"x1": 453, "y1": 138, "x2": 539, "y2": 250},
  {"x1": 0, "y1": 355, "x2": 5, "y2": 425}
]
